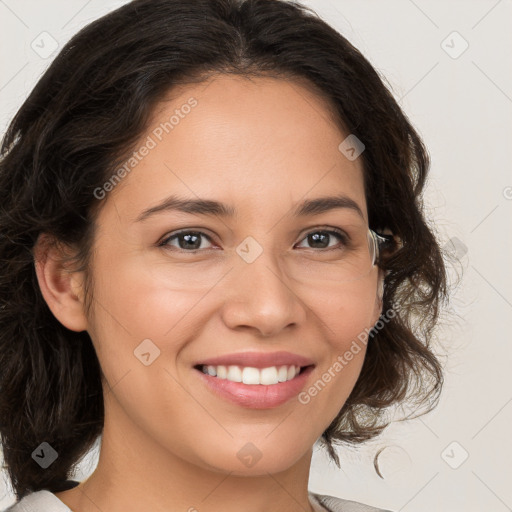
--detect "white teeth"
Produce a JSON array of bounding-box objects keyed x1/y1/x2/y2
[
  {"x1": 201, "y1": 364, "x2": 303, "y2": 385},
  {"x1": 242, "y1": 367, "x2": 260, "y2": 385},
  {"x1": 260, "y1": 366, "x2": 278, "y2": 385},
  {"x1": 277, "y1": 365, "x2": 288, "y2": 382},
  {"x1": 227, "y1": 365, "x2": 242, "y2": 382}
]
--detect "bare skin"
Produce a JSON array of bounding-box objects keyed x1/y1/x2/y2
[{"x1": 35, "y1": 74, "x2": 384, "y2": 512}]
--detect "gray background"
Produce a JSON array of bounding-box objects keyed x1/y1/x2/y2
[{"x1": 1, "y1": 1, "x2": 511, "y2": 510}]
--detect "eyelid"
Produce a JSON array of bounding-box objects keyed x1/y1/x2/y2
[{"x1": 297, "y1": 225, "x2": 347, "y2": 240}]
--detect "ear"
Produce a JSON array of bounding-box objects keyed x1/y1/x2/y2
[{"x1": 33, "y1": 233, "x2": 89, "y2": 332}]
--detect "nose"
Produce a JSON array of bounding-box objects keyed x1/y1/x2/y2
[{"x1": 220, "y1": 247, "x2": 307, "y2": 338}]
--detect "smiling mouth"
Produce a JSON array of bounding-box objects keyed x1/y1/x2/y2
[{"x1": 193, "y1": 364, "x2": 310, "y2": 385}]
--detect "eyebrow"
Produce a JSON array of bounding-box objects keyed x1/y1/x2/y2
[{"x1": 135, "y1": 193, "x2": 364, "y2": 222}]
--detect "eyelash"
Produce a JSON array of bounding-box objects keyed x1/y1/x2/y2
[{"x1": 158, "y1": 227, "x2": 349, "y2": 253}]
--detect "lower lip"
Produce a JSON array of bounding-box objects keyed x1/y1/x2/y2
[{"x1": 195, "y1": 366, "x2": 315, "y2": 409}]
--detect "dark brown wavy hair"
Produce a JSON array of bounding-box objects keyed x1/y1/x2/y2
[{"x1": 0, "y1": 0, "x2": 454, "y2": 501}]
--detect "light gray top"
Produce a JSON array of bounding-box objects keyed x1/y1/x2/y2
[{"x1": 3, "y1": 490, "x2": 392, "y2": 512}]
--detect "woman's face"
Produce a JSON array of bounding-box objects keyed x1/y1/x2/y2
[{"x1": 78, "y1": 75, "x2": 383, "y2": 475}]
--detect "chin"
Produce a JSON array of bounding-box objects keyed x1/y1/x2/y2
[{"x1": 188, "y1": 435, "x2": 312, "y2": 476}]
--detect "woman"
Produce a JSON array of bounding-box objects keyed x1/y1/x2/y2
[{"x1": 0, "y1": 0, "x2": 449, "y2": 511}]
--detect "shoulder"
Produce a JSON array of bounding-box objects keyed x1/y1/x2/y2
[
  {"x1": 310, "y1": 492, "x2": 394, "y2": 512},
  {"x1": 2, "y1": 490, "x2": 71, "y2": 512}
]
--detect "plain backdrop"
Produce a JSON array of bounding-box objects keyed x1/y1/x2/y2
[{"x1": 1, "y1": 1, "x2": 511, "y2": 511}]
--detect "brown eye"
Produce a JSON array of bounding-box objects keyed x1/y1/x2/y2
[
  {"x1": 160, "y1": 231, "x2": 214, "y2": 251},
  {"x1": 295, "y1": 229, "x2": 348, "y2": 250}
]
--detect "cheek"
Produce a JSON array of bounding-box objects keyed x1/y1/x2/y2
[
  {"x1": 307, "y1": 276, "x2": 378, "y2": 350},
  {"x1": 85, "y1": 251, "x2": 208, "y2": 385},
  {"x1": 84, "y1": 256, "x2": 222, "y2": 461},
  {"x1": 298, "y1": 282, "x2": 376, "y2": 419}
]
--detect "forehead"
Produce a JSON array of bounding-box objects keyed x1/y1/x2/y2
[{"x1": 102, "y1": 74, "x2": 367, "y2": 224}]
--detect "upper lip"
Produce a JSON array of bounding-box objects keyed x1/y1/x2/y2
[{"x1": 195, "y1": 351, "x2": 315, "y2": 369}]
